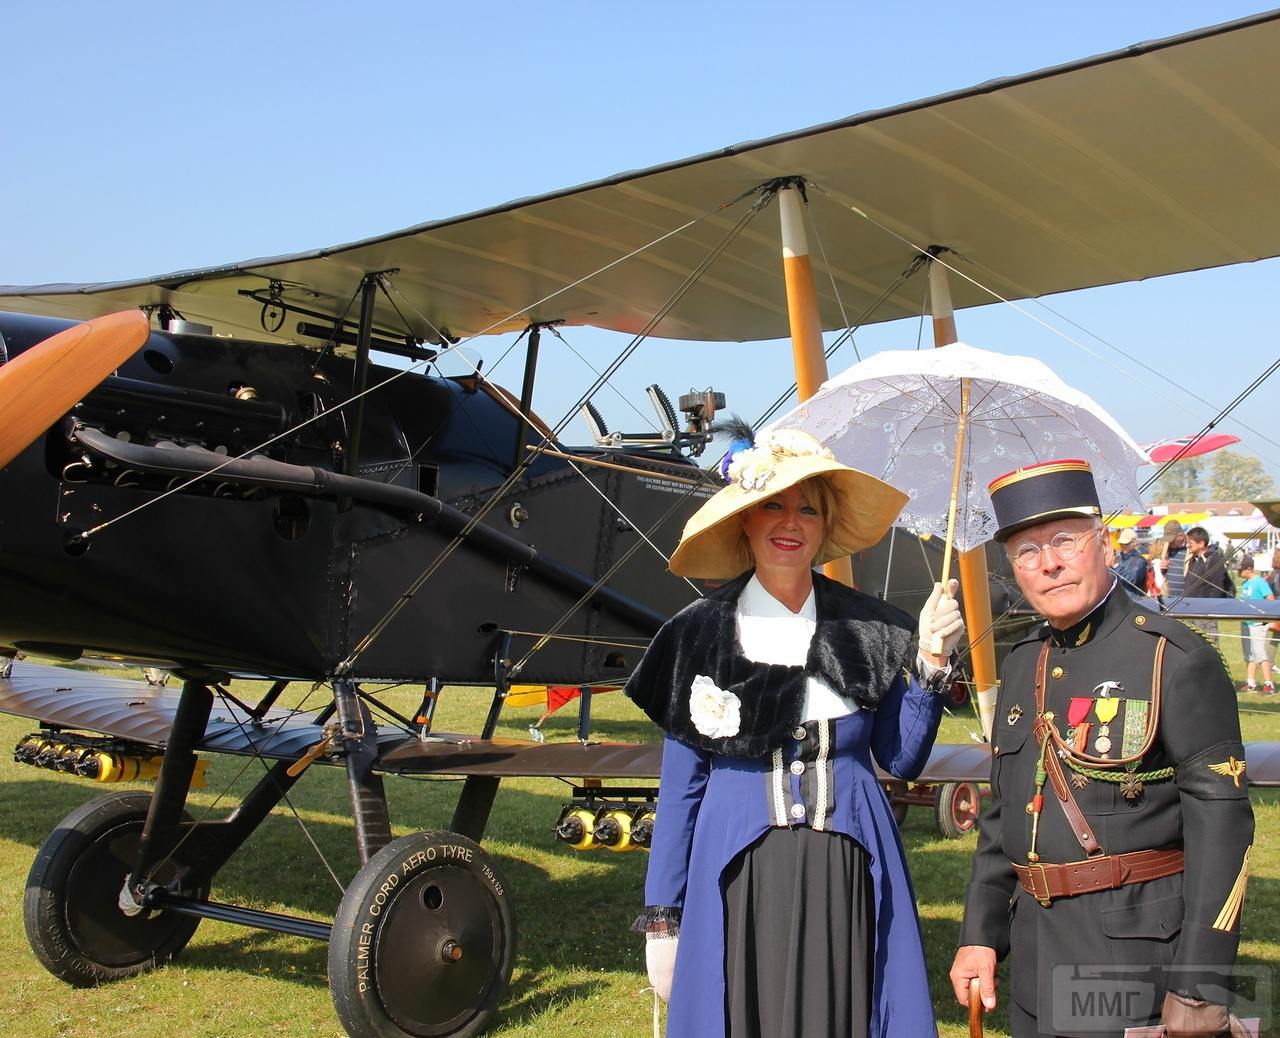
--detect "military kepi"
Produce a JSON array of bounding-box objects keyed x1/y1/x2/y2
[{"x1": 988, "y1": 459, "x2": 1102, "y2": 542}]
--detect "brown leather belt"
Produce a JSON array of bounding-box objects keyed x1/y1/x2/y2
[{"x1": 1014, "y1": 849, "x2": 1184, "y2": 905}]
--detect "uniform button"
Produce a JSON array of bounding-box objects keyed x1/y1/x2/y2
[
  {"x1": 790, "y1": 803, "x2": 806, "y2": 820},
  {"x1": 993, "y1": 746, "x2": 1001, "y2": 756},
  {"x1": 793, "y1": 726, "x2": 807, "y2": 740},
  {"x1": 1051, "y1": 666, "x2": 1064, "y2": 679},
  {"x1": 790, "y1": 760, "x2": 805, "y2": 776},
  {"x1": 1135, "y1": 615, "x2": 1147, "y2": 626}
]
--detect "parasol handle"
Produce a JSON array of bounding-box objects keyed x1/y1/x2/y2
[
  {"x1": 968, "y1": 978, "x2": 985, "y2": 1038},
  {"x1": 931, "y1": 377, "x2": 970, "y2": 655}
]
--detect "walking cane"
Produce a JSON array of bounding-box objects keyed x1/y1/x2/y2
[{"x1": 969, "y1": 977, "x2": 984, "y2": 1038}]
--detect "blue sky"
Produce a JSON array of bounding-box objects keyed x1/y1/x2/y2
[{"x1": 5, "y1": 2, "x2": 1280, "y2": 490}]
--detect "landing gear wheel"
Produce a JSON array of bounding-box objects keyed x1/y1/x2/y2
[
  {"x1": 329, "y1": 830, "x2": 516, "y2": 1038},
  {"x1": 935, "y1": 781, "x2": 981, "y2": 838},
  {"x1": 883, "y1": 780, "x2": 909, "y2": 826},
  {"x1": 24, "y1": 790, "x2": 207, "y2": 986}
]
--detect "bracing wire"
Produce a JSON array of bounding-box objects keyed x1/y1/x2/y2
[
  {"x1": 335, "y1": 189, "x2": 771, "y2": 674},
  {"x1": 812, "y1": 181, "x2": 1280, "y2": 471},
  {"x1": 138, "y1": 681, "x2": 346, "y2": 895},
  {"x1": 77, "y1": 183, "x2": 760, "y2": 542}
]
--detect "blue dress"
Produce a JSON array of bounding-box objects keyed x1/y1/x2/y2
[{"x1": 645, "y1": 672, "x2": 942, "y2": 1037}]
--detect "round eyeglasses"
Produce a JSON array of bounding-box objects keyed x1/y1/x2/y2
[{"x1": 1008, "y1": 529, "x2": 1098, "y2": 570}]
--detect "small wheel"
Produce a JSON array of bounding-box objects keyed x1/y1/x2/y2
[
  {"x1": 945, "y1": 672, "x2": 971, "y2": 709},
  {"x1": 883, "y1": 780, "x2": 909, "y2": 826},
  {"x1": 24, "y1": 790, "x2": 207, "y2": 986},
  {"x1": 329, "y1": 830, "x2": 516, "y2": 1038},
  {"x1": 935, "y1": 781, "x2": 982, "y2": 838}
]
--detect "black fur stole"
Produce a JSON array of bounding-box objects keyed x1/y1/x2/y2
[{"x1": 624, "y1": 571, "x2": 915, "y2": 758}]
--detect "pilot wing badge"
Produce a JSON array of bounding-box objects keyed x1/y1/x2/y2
[{"x1": 1208, "y1": 756, "x2": 1247, "y2": 789}]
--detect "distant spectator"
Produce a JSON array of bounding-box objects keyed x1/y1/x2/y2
[
  {"x1": 1185, "y1": 527, "x2": 1233, "y2": 598},
  {"x1": 1267, "y1": 549, "x2": 1280, "y2": 664},
  {"x1": 1152, "y1": 519, "x2": 1188, "y2": 603},
  {"x1": 1237, "y1": 559, "x2": 1275, "y2": 694},
  {"x1": 1110, "y1": 528, "x2": 1149, "y2": 598}
]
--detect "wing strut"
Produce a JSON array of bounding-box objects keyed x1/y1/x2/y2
[
  {"x1": 778, "y1": 181, "x2": 854, "y2": 587},
  {"x1": 929, "y1": 258, "x2": 998, "y2": 740}
]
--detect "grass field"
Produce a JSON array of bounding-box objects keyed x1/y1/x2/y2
[{"x1": 0, "y1": 638, "x2": 1276, "y2": 1038}]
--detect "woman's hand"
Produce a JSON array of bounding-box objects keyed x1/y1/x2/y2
[
  {"x1": 646, "y1": 934, "x2": 678, "y2": 1002},
  {"x1": 919, "y1": 579, "x2": 964, "y2": 666}
]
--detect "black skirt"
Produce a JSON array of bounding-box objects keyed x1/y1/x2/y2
[{"x1": 723, "y1": 826, "x2": 874, "y2": 1038}]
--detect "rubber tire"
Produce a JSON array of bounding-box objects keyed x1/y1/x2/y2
[
  {"x1": 883, "y1": 780, "x2": 909, "y2": 826},
  {"x1": 329, "y1": 830, "x2": 516, "y2": 1038},
  {"x1": 934, "y1": 781, "x2": 981, "y2": 839},
  {"x1": 24, "y1": 790, "x2": 207, "y2": 986}
]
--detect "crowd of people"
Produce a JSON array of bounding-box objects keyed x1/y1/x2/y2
[
  {"x1": 628, "y1": 439, "x2": 1255, "y2": 1038},
  {"x1": 1109, "y1": 518, "x2": 1279, "y2": 694}
]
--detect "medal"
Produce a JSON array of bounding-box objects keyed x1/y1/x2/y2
[
  {"x1": 1122, "y1": 700, "x2": 1148, "y2": 758},
  {"x1": 1072, "y1": 721, "x2": 1091, "y2": 754},
  {"x1": 1121, "y1": 771, "x2": 1144, "y2": 800},
  {"x1": 1007, "y1": 703, "x2": 1023, "y2": 726},
  {"x1": 1070, "y1": 771, "x2": 1090, "y2": 789},
  {"x1": 1094, "y1": 697, "x2": 1120, "y2": 758},
  {"x1": 1068, "y1": 697, "x2": 1093, "y2": 726}
]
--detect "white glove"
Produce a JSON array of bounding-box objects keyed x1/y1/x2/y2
[
  {"x1": 919, "y1": 580, "x2": 964, "y2": 661},
  {"x1": 646, "y1": 933, "x2": 677, "y2": 1003}
]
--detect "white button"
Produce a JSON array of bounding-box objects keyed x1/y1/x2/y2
[
  {"x1": 789, "y1": 803, "x2": 806, "y2": 820},
  {"x1": 793, "y1": 726, "x2": 807, "y2": 740},
  {"x1": 789, "y1": 760, "x2": 805, "y2": 776}
]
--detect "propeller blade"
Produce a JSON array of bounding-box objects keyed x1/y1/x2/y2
[{"x1": 0, "y1": 310, "x2": 150, "y2": 469}]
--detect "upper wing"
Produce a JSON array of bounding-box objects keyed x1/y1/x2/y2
[{"x1": 3, "y1": 12, "x2": 1279, "y2": 344}]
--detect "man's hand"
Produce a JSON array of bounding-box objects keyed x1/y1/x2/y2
[
  {"x1": 950, "y1": 945, "x2": 997, "y2": 1011},
  {"x1": 920, "y1": 579, "x2": 964, "y2": 666},
  {"x1": 1161, "y1": 991, "x2": 1249, "y2": 1037},
  {"x1": 646, "y1": 934, "x2": 677, "y2": 1003}
]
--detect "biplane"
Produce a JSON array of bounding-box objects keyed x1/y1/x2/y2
[{"x1": 4, "y1": 10, "x2": 1280, "y2": 1037}]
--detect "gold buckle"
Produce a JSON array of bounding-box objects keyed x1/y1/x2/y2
[{"x1": 1025, "y1": 863, "x2": 1053, "y2": 906}]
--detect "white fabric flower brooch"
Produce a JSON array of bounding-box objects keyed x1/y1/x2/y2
[
  {"x1": 725, "y1": 428, "x2": 835, "y2": 492},
  {"x1": 689, "y1": 674, "x2": 742, "y2": 738}
]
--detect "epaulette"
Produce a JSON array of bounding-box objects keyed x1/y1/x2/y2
[{"x1": 1127, "y1": 606, "x2": 1229, "y2": 669}]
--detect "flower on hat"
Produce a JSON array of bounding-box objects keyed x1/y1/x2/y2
[
  {"x1": 726, "y1": 428, "x2": 834, "y2": 492},
  {"x1": 688, "y1": 674, "x2": 741, "y2": 738}
]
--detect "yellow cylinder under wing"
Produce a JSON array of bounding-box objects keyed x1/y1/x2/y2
[
  {"x1": 92, "y1": 753, "x2": 208, "y2": 787},
  {"x1": 559, "y1": 808, "x2": 597, "y2": 851},
  {"x1": 600, "y1": 809, "x2": 634, "y2": 852},
  {"x1": 631, "y1": 810, "x2": 656, "y2": 851}
]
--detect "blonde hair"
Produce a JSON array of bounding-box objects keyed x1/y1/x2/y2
[{"x1": 735, "y1": 475, "x2": 838, "y2": 567}]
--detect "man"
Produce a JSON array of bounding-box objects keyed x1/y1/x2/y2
[
  {"x1": 1185, "y1": 527, "x2": 1232, "y2": 600},
  {"x1": 1237, "y1": 559, "x2": 1275, "y2": 695},
  {"x1": 1185, "y1": 526, "x2": 1233, "y2": 644},
  {"x1": 950, "y1": 460, "x2": 1253, "y2": 1038},
  {"x1": 1110, "y1": 528, "x2": 1148, "y2": 598},
  {"x1": 1154, "y1": 518, "x2": 1189, "y2": 603}
]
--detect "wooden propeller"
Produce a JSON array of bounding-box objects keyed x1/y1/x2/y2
[{"x1": 0, "y1": 310, "x2": 150, "y2": 469}]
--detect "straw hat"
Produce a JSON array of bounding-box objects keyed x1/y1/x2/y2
[{"x1": 668, "y1": 429, "x2": 908, "y2": 579}]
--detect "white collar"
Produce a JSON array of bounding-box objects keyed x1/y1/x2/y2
[{"x1": 741, "y1": 572, "x2": 817, "y2": 621}]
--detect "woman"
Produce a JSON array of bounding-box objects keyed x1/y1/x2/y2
[{"x1": 627, "y1": 429, "x2": 962, "y2": 1038}]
